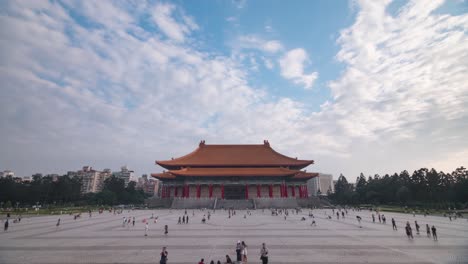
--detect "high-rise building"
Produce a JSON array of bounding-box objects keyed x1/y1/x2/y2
[
  {"x1": 307, "y1": 173, "x2": 334, "y2": 196},
  {"x1": 68, "y1": 166, "x2": 111, "y2": 194},
  {"x1": 137, "y1": 174, "x2": 159, "y2": 196},
  {"x1": 113, "y1": 166, "x2": 134, "y2": 187}
]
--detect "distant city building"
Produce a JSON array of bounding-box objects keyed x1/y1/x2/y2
[
  {"x1": 307, "y1": 173, "x2": 334, "y2": 196},
  {"x1": 0, "y1": 170, "x2": 15, "y2": 178},
  {"x1": 22, "y1": 176, "x2": 32, "y2": 183},
  {"x1": 68, "y1": 166, "x2": 111, "y2": 194},
  {"x1": 113, "y1": 166, "x2": 135, "y2": 187},
  {"x1": 137, "y1": 174, "x2": 160, "y2": 196}
]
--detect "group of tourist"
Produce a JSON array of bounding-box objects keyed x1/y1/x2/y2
[{"x1": 404, "y1": 221, "x2": 438, "y2": 241}]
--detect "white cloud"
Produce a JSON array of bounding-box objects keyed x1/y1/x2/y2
[
  {"x1": 152, "y1": 2, "x2": 198, "y2": 42},
  {"x1": 0, "y1": 0, "x2": 467, "y2": 181},
  {"x1": 236, "y1": 35, "x2": 284, "y2": 53},
  {"x1": 279, "y1": 48, "x2": 318, "y2": 89}
]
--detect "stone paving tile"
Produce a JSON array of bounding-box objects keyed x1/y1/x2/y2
[{"x1": 0, "y1": 209, "x2": 467, "y2": 264}]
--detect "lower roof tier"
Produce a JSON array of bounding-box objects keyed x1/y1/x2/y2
[{"x1": 151, "y1": 167, "x2": 318, "y2": 180}]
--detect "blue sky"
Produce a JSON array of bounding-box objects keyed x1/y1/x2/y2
[{"x1": 0, "y1": 0, "x2": 467, "y2": 180}]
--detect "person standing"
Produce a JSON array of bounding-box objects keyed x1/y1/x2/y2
[
  {"x1": 4, "y1": 219, "x2": 9, "y2": 231},
  {"x1": 236, "y1": 241, "x2": 242, "y2": 262},
  {"x1": 198, "y1": 258, "x2": 205, "y2": 264},
  {"x1": 415, "y1": 221, "x2": 420, "y2": 235},
  {"x1": 186, "y1": 215, "x2": 189, "y2": 224},
  {"x1": 160, "y1": 247, "x2": 168, "y2": 264},
  {"x1": 241, "y1": 241, "x2": 248, "y2": 263},
  {"x1": 392, "y1": 218, "x2": 397, "y2": 230},
  {"x1": 431, "y1": 225, "x2": 437, "y2": 241},
  {"x1": 426, "y1": 224, "x2": 431, "y2": 238},
  {"x1": 182, "y1": 215, "x2": 185, "y2": 224},
  {"x1": 178, "y1": 217, "x2": 181, "y2": 224},
  {"x1": 164, "y1": 225, "x2": 168, "y2": 235},
  {"x1": 56, "y1": 218, "x2": 61, "y2": 228},
  {"x1": 372, "y1": 214, "x2": 375, "y2": 223},
  {"x1": 144, "y1": 223, "x2": 149, "y2": 237},
  {"x1": 132, "y1": 217, "x2": 135, "y2": 227},
  {"x1": 260, "y1": 243, "x2": 269, "y2": 264}
]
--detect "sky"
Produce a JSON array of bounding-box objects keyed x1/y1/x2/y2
[{"x1": 0, "y1": 0, "x2": 467, "y2": 181}]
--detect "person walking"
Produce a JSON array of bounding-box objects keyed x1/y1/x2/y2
[
  {"x1": 392, "y1": 218, "x2": 397, "y2": 230},
  {"x1": 178, "y1": 216, "x2": 181, "y2": 224},
  {"x1": 132, "y1": 217, "x2": 135, "y2": 227},
  {"x1": 426, "y1": 224, "x2": 431, "y2": 238},
  {"x1": 4, "y1": 219, "x2": 9, "y2": 231},
  {"x1": 182, "y1": 215, "x2": 185, "y2": 224},
  {"x1": 356, "y1": 216, "x2": 362, "y2": 228},
  {"x1": 405, "y1": 222, "x2": 413, "y2": 239},
  {"x1": 431, "y1": 225, "x2": 437, "y2": 241},
  {"x1": 225, "y1": 255, "x2": 233, "y2": 263},
  {"x1": 56, "y1": 218, "x2": 61, "y2": 228},
  {"x1": 164, "y1": 225, "x2": 168, "y2": 235},
  {"x1": 260, "y1": 243, "x2": 269, "y2": 264},
  {"x1": 144, "y1": 223, "x2": 149, "y2": 237},
  {"x1": 372, "y1": 214, "x2": 375, "y2": 223},
  {"x1": 415, "y1": 221, "x2": 420, "y2": 235},
  {"x1": 198, "y1": 258, "x2": 205, "y2": 264},
  {"x1": 160, "y1": 247, "x2": 168, "y2": 264},
  {"x1": 186, "y1": 215, "x2": 189, "y2": 224},
  {"x1": 236, "y1": 241, "x2": 242, "y2": 262},
  {"x1": 241, "y1": 241, "x2": 248, "y2": 263},
  {"x1": 382, "y1": 215, "x2": 386, "y2": 224}
]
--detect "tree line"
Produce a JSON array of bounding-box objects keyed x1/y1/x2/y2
[
  {"x1": 0, "y1": 174, "x2": 148, "y2": 208},
  {"x1": 329, "y1": 167, "x2": 468, "y2": 209}
]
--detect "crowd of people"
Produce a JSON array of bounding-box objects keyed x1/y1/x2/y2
[{"x1": 2, "y1": 205, "x2": 460, "y2": 264}]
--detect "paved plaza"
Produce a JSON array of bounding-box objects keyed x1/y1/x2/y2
[{"x1": 0, "y1": 209, "x2": 467, "y2": 264}]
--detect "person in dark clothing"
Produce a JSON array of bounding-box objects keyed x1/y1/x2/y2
[
  {"x1": 4, "y1": 219, "x2": 9, "y2": 231},
  {"x1": 56, "y1": 218, "x2": 61, "y2": 227},
  {"x1": 186, "y1": 215, "x2": 189, "y2": 223},
  {"x1": 431, "y1": 225, "x2": 437, "y2": 241},
  {"x1": 405, "y1": 222, "x2": 413, "y2": 239},
  {"x1": 160, "y1": 247, "x2": 168, "y2": 264},
  {"x1": 236, "y1": 241, "x2": 242, "y2": 262},
  {"x1": 198, "y1": 258, "x2": 204, "y2": 264},
  {"x1": 182, "y1": 215, "x2": 185, "y2": 224},
  {"x1": 164, "y1": 225, "x2": 168, "y2": 235},
  {"x1": 260, "y1": 242, "x2": 269, "y2": 264},
  {"x1": 392, "y1": 218, "x2": 397, "y2": 230},
  {"x1": 225, "y1": 255, "x2": 233, "y2": 263},
  {"x1": 426, "y1": 224, "x2": 431, "y2": 238},
  {"x1": 415, "y1": 221, "x2": 420, "y2": 235}
]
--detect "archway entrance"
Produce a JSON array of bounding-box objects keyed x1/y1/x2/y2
[{"x1": 224, "y1": 185, "x2": 246, "y2": 200}]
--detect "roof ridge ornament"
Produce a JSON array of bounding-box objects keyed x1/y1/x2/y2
[
  {"x1": 263, "y1": 140, "x2": 270, "y2": 146},
  {"x1": 199, "y1": 140, "x2": 206, "y2": 147}
]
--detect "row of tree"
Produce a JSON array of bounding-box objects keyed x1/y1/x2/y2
[
  {"x1": 0, "y1": 175, "x2": 148, "y2": 208},
  {"x1": 330, "y1": 167, "x2": 468, "y2": 208}
]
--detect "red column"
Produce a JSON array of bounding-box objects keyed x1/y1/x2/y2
[
  {"x1": 162, "y1": 185, "x2": 166, "y2": 198},
  {"x1": 221, "y1": 184, "x2": 225, "y2": 199},
  {"x1": 174, "y1": 186, "x2": 178, "y2": 197},
  {"x1": 196, "y1": 184, "x2": 201, "y2": 199},
  {"x1": 168, "y1": 186, "x2": 172, "y2": 198},
  {"x1": 305, "y1": 185, "x2": 308, "y2": 197},
  {"x1": 291, "y1": 186, "x2": 295, "y2": 197},
  {"x1": 257, "y1": 184, "x2": 261, "y2": 198},
  {"x1": 299, "y1": 185, "x2": 303, "y2": 198},
  {"x1": 245, "y1": 184, "x2": 249, "y2": 199},
  {"x1": 209, "y1": 184, "x2": 213, "y2": 198},
  {"x1": 285, "y1": 184, "x2": 288, "y2": 198},
  {"x1": 269, "y1": 184, "x2": 273, "y2": 198}
]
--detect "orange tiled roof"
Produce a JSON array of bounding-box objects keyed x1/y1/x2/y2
[
  {"x1": 151, "y1": 168, "x2": 318, "y2": 180},
  {"x1": 156, "y1": 141, "x2": 313, "y2": 169}
]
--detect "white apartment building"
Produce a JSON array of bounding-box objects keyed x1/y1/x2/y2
[
  {"x1": 68, "y1": 166, "x2": 111, "y2": 194},
  {"x1": 307, "y1": 173, "x2": 334, "y2": 196}
]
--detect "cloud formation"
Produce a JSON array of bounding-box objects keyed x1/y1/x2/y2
[
  {"x1": 0, "y1": 0, "x2": 466, "y2": 180},
  {"x1": 279, "y1": 48, "x2": 318, "y2": 89}
]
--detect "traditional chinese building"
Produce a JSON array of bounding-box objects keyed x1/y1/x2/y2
[{"x1": 151, "y1": 140, "x2": 317, "y2": 200}]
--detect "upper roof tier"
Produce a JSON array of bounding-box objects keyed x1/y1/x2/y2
[{"x1": 156, "y1": 140, "x2": 314, "y2": 169}]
